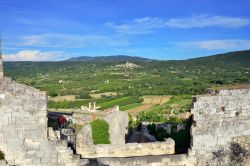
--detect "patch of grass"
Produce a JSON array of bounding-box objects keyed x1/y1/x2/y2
[
  {"x1": 90, "y1": 119, "x2": 110, "y2": 144},
  {"x1": 120, "y1": 103, "x2": 143, "y2": 111}
]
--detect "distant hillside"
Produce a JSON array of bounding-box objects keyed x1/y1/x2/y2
[
  {"x1": 65, "y1": 50, "x2": 250, "y2": 67},
  {"x1": 65, "y1": 55, "x2": 153, "y2": 62},
  {"x1": 3, "y1": 49, "x2": 250, "y2": 99},
  {"x1": 187, "y1": 50, "x2": 250, "y2": 67}
]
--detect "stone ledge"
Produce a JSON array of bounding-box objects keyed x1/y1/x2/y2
[{"x1": 78, "y1": 138, "x2": 175, "y2": 158}]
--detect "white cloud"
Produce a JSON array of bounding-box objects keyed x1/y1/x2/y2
[
  {"x1": 19, "y1": 33, "x2": 129, "y2": 48},
  {"x1": 3, "y1": 50, "x2": 66, "y2": 61},
  {"x1": 166, "y1": 15, "x2": 250, "y2": 28},
  {"x1": 106, "y1": 15, "x2": 250, "y2": 34},
  {"x1": 106, "y1": 17, "x2": 165, "y2": 34},
  {"x1": 176, "y1": 40, "x2": 250, "y2": 51}
]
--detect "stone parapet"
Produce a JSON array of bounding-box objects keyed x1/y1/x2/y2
[
  {"x1": 94, "y1": 154, "x2": 196, "y2": 166},
  {"x1": 78, "y1": 139, "x2": 175, "y2": 158}
]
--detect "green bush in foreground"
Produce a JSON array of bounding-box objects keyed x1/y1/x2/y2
[{"x1": 90, "y1": 119, "x2": 110, "y2": 144}]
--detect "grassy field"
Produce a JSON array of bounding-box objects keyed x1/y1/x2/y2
[
  {"x1": 120, "y1": 103, "x2": 143, "y2": 111},
  {"x1": 98, "y1": 96, "x2": 142, "y2": 110},
  {"x1": 48, "y1": 99, "x2": 91, "y2": 109},
  {"x1": 127, "y1": 104, "x2": 154, "y2": 116},
  {"x1": 143, "y1": 95, "x2": 171, "y2": 104},
  {"x1": 50, "y1": 95, "x2": 76, "y2": 102}
]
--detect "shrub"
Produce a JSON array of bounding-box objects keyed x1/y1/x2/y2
[
  {"x1": 155, "y1": 128, "x2": 170, "y2": 141},
  {"x1": 170, "y1": 129, "x2": 190, "y2": 153},
  {"x1": 147, "y1": 123, "x2": 157, "y2": 135},
  {"x1": 0, "y1": 150, "x2": 5, "y2": 160},
  {"x1": 49, "y1": 91, "x2": 58, "y2": 97},
  {"x1": 90, "y1": 119, "x2": 110, "y2": 144},
  {"x1": 76, "y1": 92, "x2": 91, "y2": 99}
]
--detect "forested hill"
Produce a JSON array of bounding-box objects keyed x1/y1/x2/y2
[
  {"x1": 3, "y1": 50, "x2": 250, "y2": 96},
  {"x1": 64, "y1": 50, "x2": 250, "y2": 67},
  {"x1": 65, "y1": 55, "x2": 153, "y2": 62},
  {"x1": 186, "y1": 50, "x2": 250, "y2": 67}
]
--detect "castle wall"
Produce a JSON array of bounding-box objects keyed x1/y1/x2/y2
[
  {"x1": 191, "y1": 89, "x2": 250, "y2": 165},
  {"x1": 0, "y1": 77, "x2": 88, "y2": 166}
]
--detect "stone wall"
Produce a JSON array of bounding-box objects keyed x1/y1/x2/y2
[
  {"x1": 103, "y1": 108, "x2": 129, "y2": 145},
  {"x1": 0, "y1": 77, "x2": 88, "y2": 166},
  {"x1": 78, "y1": 139, "x2": 175, "y2": 158},
  {"x1": 191, "y1": 89, "x2": 250, "y2": 165}
]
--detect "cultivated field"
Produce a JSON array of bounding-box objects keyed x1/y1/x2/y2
[
  {"x1": 127, "y1": 104, "x2": 154, "y2": 116},
  {"x1": 125, "y1": 96, "x2": 171, "y2": 116},
  {"x1": 50, "y1": 95, "x2": 76, "y2": 102},
  {"x1": 90, "y1": 92, "x2": 118, "y2": 99},
  {"x1": 143, "y1": 95, "x2": 171, "y2": 105}
]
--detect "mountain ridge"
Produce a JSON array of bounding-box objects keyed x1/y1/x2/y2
[
  {"x1": 65, "y1": 55, "x2": 154, "y2": 62},
  {"x1": 64, "y1": 50, "x2": 250, "y2": 66}
]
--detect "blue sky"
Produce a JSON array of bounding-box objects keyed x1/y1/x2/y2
[{"x1": 0, "y1": 0, "x2": 250, "y2": 61}]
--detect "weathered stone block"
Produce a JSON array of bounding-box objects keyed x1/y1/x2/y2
[
  {"x1": 6, "y1": 139, "x2": 24, "y2": 151},
  {"x1": 24, "y1": 139, "x2": 40, "y2": 151}
]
